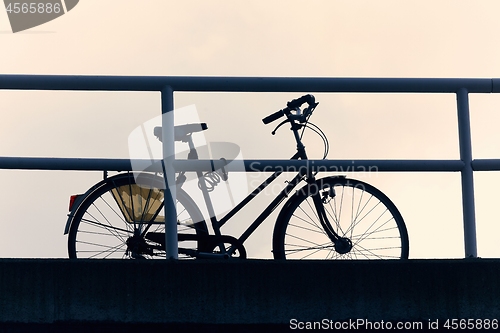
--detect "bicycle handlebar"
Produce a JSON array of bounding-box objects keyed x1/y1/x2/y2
[
  {"x1": 262, "y1": 109, "x2": 285, "y2": 124},
  {"x1": 287, "y1": 94, "x2": 315, "y2": 109},
  {"x1": 262, "y1": 94, "x2": 316, "y2": 124}
]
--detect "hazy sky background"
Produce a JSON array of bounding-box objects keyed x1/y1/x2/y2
[{"x1": 1, "y1": 1, "x2": 500, "y2": 258}]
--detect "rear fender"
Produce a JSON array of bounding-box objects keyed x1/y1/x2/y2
[{"x1": 64, "y1": 173, "x2": 134, "y2": 234}]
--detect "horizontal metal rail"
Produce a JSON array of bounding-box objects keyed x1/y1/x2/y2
[
  {"x1": 0, "y1": 157, "x2": 465, "y2": 172},
  {"x1": 471, "y1": 159, "x2": 500, "y2": 171},
  {"x1": 1, "y1": 74, "x2": 499, "y2": 259},
  {"x1": 1, "y1": 74, "x2": 500, "y2": 93}
]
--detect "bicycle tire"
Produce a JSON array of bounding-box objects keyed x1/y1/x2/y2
[
  {"x1": 68, "y1": 173, "x2": 208, "y2": 259},
  {"x1": 272, "y1": 177, "x2": 409, "y2": 260}
]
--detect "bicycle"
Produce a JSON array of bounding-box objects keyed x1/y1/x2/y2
[{"x1": 64, "y1": 94, "x2": 409, "y2": 260}]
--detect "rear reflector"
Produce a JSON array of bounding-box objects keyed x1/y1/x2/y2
[{"x1": 69, "y1": 194, "x2": 82, "y2": 211}]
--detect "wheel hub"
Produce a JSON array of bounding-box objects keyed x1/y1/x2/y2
[
  {"x1": 126, "y1": 235, "x2": 153, "y2": 258},
  {"x1": 334, "y1": 237, "x2": 353, "y2": 254}
]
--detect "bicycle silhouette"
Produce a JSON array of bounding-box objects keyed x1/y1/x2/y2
[{"x1": 65, "y1": 95, "x2": 409, "y2": 260}]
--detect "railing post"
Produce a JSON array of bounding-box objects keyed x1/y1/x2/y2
[
  {"x1": 161, "y1": 85, "x2": 178, "y2": 259},
  {"x1": 456, "y1": 88, "x2": 478, "y2": 258}
]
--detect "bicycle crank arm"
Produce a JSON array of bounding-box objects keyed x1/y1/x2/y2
[{"x1": 146, "y1": 233, "x2": 247, "y2": 259}]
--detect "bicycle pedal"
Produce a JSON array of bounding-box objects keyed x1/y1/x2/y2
[{"x1": 177, "y1": 218, "x2": 196, "y2": 228}]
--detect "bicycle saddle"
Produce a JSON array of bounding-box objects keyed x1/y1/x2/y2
[{"x1": 154, "y1": 123, "x2": 208, "y2": 142}]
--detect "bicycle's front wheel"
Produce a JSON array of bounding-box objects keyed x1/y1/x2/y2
[
  {"x1": 273, "y1": 177, "x2": 409, "y2": 260},
  {"x1": 67, "y1": 173, "x2": 208, "y2": 259}
]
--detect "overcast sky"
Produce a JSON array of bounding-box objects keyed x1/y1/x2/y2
[{"x1": 1, "y1": 1, "x2": 500, "y2": 258}]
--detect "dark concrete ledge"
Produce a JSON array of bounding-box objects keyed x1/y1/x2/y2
[
  {"x1": 0, "y1": 322, "x2": 288, "y2": 333},
  {"x1": 0, "y1": 258, "x2": 498, "y2": 330}
]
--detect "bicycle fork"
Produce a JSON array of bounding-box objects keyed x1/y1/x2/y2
[{"x1": 311, "y1": 186, "x2": 353, "y2": 255}]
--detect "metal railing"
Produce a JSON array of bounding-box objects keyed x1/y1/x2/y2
[{"x1": 2, "y1": 75, "x2": 500, "y2": 259}]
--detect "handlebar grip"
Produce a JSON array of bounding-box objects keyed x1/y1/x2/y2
[
  {"x1": 262, "y1": 109, "x2": 284, "y2": 124},
  {"x1": 287, "y1": 94, "x2": 315, "y2": 109}
]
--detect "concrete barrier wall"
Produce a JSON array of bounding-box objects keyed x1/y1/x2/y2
[{"x1": 0, "y1": 259, "x2": 499, "y2": 331}]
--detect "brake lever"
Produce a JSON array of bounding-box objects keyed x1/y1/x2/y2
[{"x1": 271, "y1": 119, "x2": 290, "y2": 135}]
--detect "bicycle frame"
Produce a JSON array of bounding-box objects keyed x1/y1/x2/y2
[{"x1": 174, "y1": 118, "x2": 337, "y2": 256}]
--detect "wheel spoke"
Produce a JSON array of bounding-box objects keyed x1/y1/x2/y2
[
  {"x1": 275, "y1": 178, "x2": 408, "y2": 260},
  {"x1": 68, "y1": 174, "x2": 208, "y2": 259}
]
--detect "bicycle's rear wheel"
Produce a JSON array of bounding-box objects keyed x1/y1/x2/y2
[
  {"x1": 68, "y1": 173, "x2": 208, "y2": 259},
  {"x1": 273, "y1": 177, "x2": 409, "y2": 260}
]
